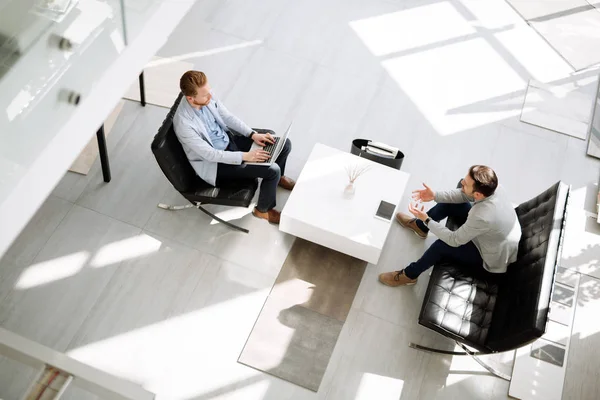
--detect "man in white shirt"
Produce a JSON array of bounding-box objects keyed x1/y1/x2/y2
[
  {"x1": 173, "y1": 71, "x2": 294, "y2": 224},
  {"x1": 379, "y1": 165, "x2": 522, "y2": 286}
]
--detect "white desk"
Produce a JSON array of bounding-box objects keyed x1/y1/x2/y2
[{"x1": 280, "y1": 143, "x2": 409, "y2": 264}]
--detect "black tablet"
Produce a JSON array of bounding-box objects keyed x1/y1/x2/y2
[{"x1": 375, "y1": 200, "x2": 396, "y2": 221}]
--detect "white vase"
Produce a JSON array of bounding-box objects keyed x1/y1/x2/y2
[{"x1": 344, "y1": 181, "x2": 356, "y2": 198}]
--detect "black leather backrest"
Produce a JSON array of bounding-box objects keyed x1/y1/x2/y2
[
  {"x1": 151, "y1": 93, "x2": 198, "y2": 193},
  {"x1": 486, "y1": 181, "x2": 569, "y2": 352}
]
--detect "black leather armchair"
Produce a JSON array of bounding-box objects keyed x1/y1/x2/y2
[
  {"x1": 151, "y1": 93, "x2": 259, "y2": 233},
  {"x1": 410, "y1": 181, "x2": 570, "y2": 380}
]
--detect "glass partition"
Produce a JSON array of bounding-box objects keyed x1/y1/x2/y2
[{"x1": 0, "y1": 0, "x2": 127, "y2": 133}]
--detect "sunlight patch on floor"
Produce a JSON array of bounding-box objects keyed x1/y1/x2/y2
[
  {"x1": 16, "y1": 252, "x2": 90, "y2": 289},
  {"x1": 356, "y1": 373, "x2": 404, "y2": 399},
  {"x1": 67, "y1": 289, "x2": 270, "y2": 399},
  {"x1": 90, "y1": 234, "x2": 163, "y2": 268}
]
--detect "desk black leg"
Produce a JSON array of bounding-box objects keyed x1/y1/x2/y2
[
  {"x1": 96, "y1": 125, "x2": 111, "y2": 183},
  {"x1": 139, "y1": 72, "x2": 146, "y2": 107}
]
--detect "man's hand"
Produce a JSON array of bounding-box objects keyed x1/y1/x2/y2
[
  {"x1": 252, "y1": 132, "x2": 275, "y2": 146},
  {"x1": 412, "y1": 183, "x2": 435, "y2": 203},
  {"x1": 243, "y1": 149, "x2": 271, "y2": 163},
  {"x1": 408, "y1": 202, "x2": 429, "y2": 222}
]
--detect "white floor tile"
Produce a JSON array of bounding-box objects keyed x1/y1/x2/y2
[
  {"x1": 353, "y1": 73, "x2": 425, "y2": 161},
  {"x1": 520, "y1": 80, "x2": 595, "y2": 140},
  {"x1": 51, "y1": 101, "x2": 142, "y2": 203},
  {"x1": 145, "y1": 188, "x2": 295, "y2": 278},
  {"x1": 159, "y1": 19, "x2": 261, "y2": 101},
  {"x1": 0, "y1": 205, "x2": 141, "y2": 349},
  {"x1": 324, "y1": 0, "x2": 407, "y2": 77},
  {"x1": 563, "y1": 275, "x2": 600, "y2": 400},
  {"x1": 560, "y1": 143, "x2": 600, "y2": 211},
  {"x1": 0, "y1": 195, "x2": 72, "y2": 270},
  {"x1": 287, "y1": 65, "x2": 382, "y2": 163},
  {"x1": 205, "y1": 0, "x2": 290, "y2": 41},
  {"x1": 222, "y1": 46, "x2": 316, "y2": 133},
  {"x1": 66, "y1": 232, "x2": 219, "y2": 349},
  {"x1": 0, "y1": 356, "x2": 43, "y2": 400},
  {"x1": 76, "y1": 105, "x2": 172, "y2": 228},
  {"x1": 561, "y1": 207, "x2": 600, "y2": 279},
  {"x1": 0, "y1": 205, "x2": 141, "y2": 398},
  {"x1": 531, "y1": 7, "x2": 600, "y2": 71},
  {"x1": 323, "y1": 311, "x2": 439, "y2": 400},
  {"x1": 491, "y1": 124, "x2": 569, "y2": 204},
  {"x1": 124, "y1": 56, "x2": 194, "y2": 107},
  {"x1": 66, "y1": 252, "x2": 275, "y2": 400},
  {"x1": 381, "y1": 27, "x2": 529, "y2": 137}
]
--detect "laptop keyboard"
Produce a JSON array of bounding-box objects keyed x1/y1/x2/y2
[{"x1": 260, "y1": 136, "x2": 281, "y2": 160}]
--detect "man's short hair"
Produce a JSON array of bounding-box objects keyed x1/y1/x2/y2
[
  {"x1": 180, "y1": 70, "x2": 207, "y2": 97},
  {"x1": 469, "y1": 165, "x2": 498, "y2": 197}
]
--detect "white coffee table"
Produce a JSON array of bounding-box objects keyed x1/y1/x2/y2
[{"x1": 280, "y1": 143, "x2": 410, "y2": 264}]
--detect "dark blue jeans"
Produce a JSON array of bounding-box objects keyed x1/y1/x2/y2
[
  {"x1": 216, "y1": 131, "x2": 292, "y2": 212},
  {"x1": 403, "y1": 202, "x2": 484, "y2": 279}
]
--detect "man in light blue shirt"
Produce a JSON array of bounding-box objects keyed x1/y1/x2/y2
[
  {"x1": 173, "y1": 71, "x2": 295, "y2": 224},
  {"x1": 194, "y1": 106, "x2": 230, "y2": 150}
]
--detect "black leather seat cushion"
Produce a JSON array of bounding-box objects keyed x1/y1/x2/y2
[
  {"x1": 418, "y1": 181, "x2": 569, "y2": 353},
  {"x1": 180, "y1": 178, "x2": 257, "y2": 207},
  {"x1": 419, "y1": 264, "x2": 501, "y2": 352},
  {"x1": 151, "y1": 93, "x2": 258, "y2": 208}
]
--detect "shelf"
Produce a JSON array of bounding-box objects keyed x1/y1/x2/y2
[{"x1": 0, "y1": 0, "x2": 197, "y2": 259}]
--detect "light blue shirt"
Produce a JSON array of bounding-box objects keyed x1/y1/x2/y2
[
  {"x1": 194, "y1": 106, "x2": 229, "y2": 150},
  {"x1": 172, "y1": 92, "x2": 253, "y2": 186}
]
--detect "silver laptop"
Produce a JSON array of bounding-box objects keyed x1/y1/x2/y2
[{"x1": 244, "y1": 122, "x2": 293, "y2": 166}]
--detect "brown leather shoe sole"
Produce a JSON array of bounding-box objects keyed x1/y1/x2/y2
[
  {"x1": 252, "y1": 208, "x2": 281, "y2": 224},
  {"x1": 278, "y1": 176, "x2": 296, "y2": 191},
  {"x1": 395, "y1": 213, "x2": 427, "y2": 239},
  {"x1": 378, "y1": 270, "x2": 418, "y2": 287}
]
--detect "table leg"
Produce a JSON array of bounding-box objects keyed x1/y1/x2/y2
[
  {"x1": 139, "y1": 72, "x2": 146, "y2": 107},
  {"x1": 96, "y1": 125, "x2": 111, "y2": 183}
]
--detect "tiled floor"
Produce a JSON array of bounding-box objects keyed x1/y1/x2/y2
[
  {"x1": 505, "y1": 0, "x2": 600, "y2": 70},
  {"x1": 1, "y1": 0, "x2": 600, "y2": 399},
  {"x1": 520, "y1": 77, "x2": 597, "y2": 140}
]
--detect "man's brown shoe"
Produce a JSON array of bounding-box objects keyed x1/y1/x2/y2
[
  {"x1": 378, "y1": 270, "x2": 418, "y2": 287},
  {"x1": 252, "y1": 208, "x2": 281, "y2": 224},
  {"x1": 278, "y1": 176, "x2": 296, "y2": 191},
  {"x1": 395, "y1": 212, "x2": 427, "y2": 239}
]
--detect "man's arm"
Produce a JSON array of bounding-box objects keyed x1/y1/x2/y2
[
  {"x1": 214, "y1": 96, "x2": 253, "y2": 137},
  {"x1": 434, "y1": 189, "x2": 472, "y2": 204},
  {"x1": 176, "y1": 123, "x2": 243, "y2": 164},
  {"x1": 427, "y1": 213, "x2": 488, "y2": 247}
]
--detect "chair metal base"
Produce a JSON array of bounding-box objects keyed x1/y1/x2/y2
[
  {"x1": 409, "y1": 341, "x2": 511, "y2": 381},
  {"x1": 157, "y1": 203, "x2": 249, "y2": 233}
]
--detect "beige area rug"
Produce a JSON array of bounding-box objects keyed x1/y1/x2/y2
[
  {"x1": 68, "y1": 100, "x2": 125, "y2": 175},
  {"x1": 238, "y1": 239, "x2": 367, "y2": 392},
  {"x1": 123, "y1": 56, "x2": 193, "y2": 108}
]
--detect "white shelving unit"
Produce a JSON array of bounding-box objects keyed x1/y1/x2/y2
[
  {"x1": 509, "y1": 267, "x2": 581, "y2": 400},
  {"x1": 0, "y1": 0, "x2": 197, "y2": 394},
  {"x1": 0, "y1": 0, "x2": 197, "y2": 271},
  {"x1": 596, "y1": 169, "x2": 600, "y2": 223},
  {"x1": 0, "y1": 326, "x2": 154, "y2": 399}
]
